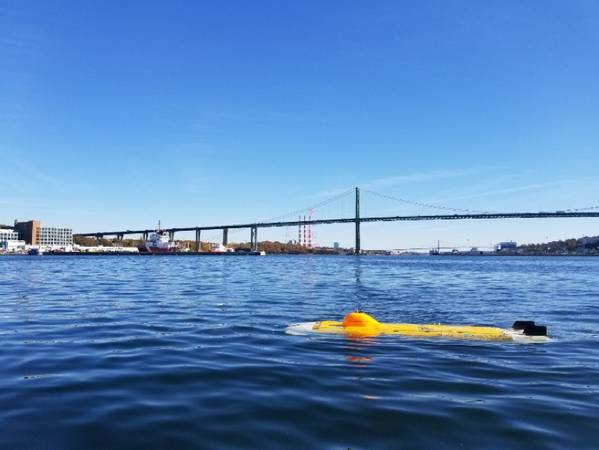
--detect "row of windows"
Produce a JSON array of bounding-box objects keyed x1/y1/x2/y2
[
  {"x1": 36, "y1": 231, "x2": 72, "y2": 236},
  {"x1": 37, "y1": 230, "x2": 71, "y2": 234},
  {"x1": 36, "y1": 228, "x2": 72, "y2": 233},
  {"x1": 38, "y1": 238, "x2": 73, "y2": 244}
]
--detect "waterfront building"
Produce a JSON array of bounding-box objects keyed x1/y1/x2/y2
[
  {"x1": 0, "y1": 228, "x2": 20, "y2": 243},
  {"x1": 36, "y1": 227, "x2": 73, "y2": 247},
  {"x1": 14, "y1": 220, "x2": 41, "y2": 245},
  {"x1": 0, "y1": 228, "x2": 25, "y2": 252},
  {"x1": 496, "y1": 241, "x2": 517, "y2": 251},
  {"x1": 333, "y1": 242, "x2": 340, "y2": 250},
  {"x1": 14, "y1": 220, "x2": 73, "y2": 247},
  {"x1": 0, "y1": 240, "x2": 26, "y2": 252}
]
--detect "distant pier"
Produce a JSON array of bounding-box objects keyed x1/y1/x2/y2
[{"x1": 42, "y1": 251, "x2": 265, "y2": 256}]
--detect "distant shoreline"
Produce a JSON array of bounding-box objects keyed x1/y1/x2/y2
[{"x1": 1, "y1": 252, "x2": 598, "y2": 257}]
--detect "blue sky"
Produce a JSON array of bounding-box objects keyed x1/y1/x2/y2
[{"x1": 2, "y1": 0, "x2": 599, "y2": 249}]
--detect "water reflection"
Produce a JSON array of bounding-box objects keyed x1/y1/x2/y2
[
  {"x1": 345, "y1": 355, "x2": 373, "y2": 366},
  {"x1": 343, "y1": 339, "x2": 375, "y2": 368}
]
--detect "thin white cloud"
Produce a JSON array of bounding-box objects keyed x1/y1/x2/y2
[
  {"x1": 1, "y1": 152, "x2": 58, "y2": 189},
  {"x1": 303, "y1": 167, "x2": 499, "y2": 200},
  {"x1": 0, "y1": 200, "x2": 40, "y2": 207},
  {"x1": 436, "y1": 178, "x2": 595, "y2": 204},
  {"x1": 301, "y1": 187, "x2": 354, "y2": 200},
  {"x1": 362, "y1": 168, "x2": 494, "y2": 190}
]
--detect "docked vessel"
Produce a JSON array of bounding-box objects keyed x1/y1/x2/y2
[
  {"x1": 144, "y1": 222, "x2": 181, "y2": 253},
  {"x1": 210, "y1": 243, "x2": 234, "y2": 253},
  {"x1": 286, "y1": 311, "x2": 549, "y2": 342}
]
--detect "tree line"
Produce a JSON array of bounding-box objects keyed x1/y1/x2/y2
[{"x1": 73, "y1": 235, "x2": 347, "y2": 254}]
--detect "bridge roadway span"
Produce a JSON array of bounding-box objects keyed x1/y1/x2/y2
[{"x1": 76, "y1": 211, "x2": 599, "y2": 238}]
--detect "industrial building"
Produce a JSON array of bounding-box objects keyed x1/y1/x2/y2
[
  {"x1": 13, "y1": 220, "x2": 73, "y2": 247},
  {"x1": 0, "y1": 228, "x2": 19, "y2": 242},
  {"x1": 36, "y1": 227, "x2": 73, "y2": 247},
  {"x1": 0, "y1": 228, "x2": 25, "y2": 252},
  {"x1": 496, "y1": 241, "x2": 517, "y2": 251}
]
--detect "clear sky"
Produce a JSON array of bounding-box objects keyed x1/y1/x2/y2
[{"x1": 2, "y1": 0, "x2": 599, "y2": 249}]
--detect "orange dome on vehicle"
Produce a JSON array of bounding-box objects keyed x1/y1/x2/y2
[
  {"x1": 342, "y1": 312, "x2": 380, "y2": 328},
  {"x1": 342, "y1": 312, "x2": 381, "y2": 337}
]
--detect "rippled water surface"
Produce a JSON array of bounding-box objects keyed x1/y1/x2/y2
[{"x1": 1, "y1": 255, "x2": 598, "y2": 449}]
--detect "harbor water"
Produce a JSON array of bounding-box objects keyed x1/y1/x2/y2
[{"x1": 1, "y1": 255, "x2": 598, "y2": 449}]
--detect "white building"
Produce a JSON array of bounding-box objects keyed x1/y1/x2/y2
[
  {"x1": 0, "y1": 229, "x2": 19, "y2": 243},
  {"x1": 0, "y1": 229, "x2": 25, "y2": 252},
  {"x1": 0, "y1": 240, "x2": 26, "y2": 252},
  {"x1": 36, "y1": 227, "x2": 73, "y2": 247}
]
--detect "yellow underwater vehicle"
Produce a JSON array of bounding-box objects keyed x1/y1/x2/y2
[{"x1": 286, "y1": 311, "x2": 549, "y2": 342}]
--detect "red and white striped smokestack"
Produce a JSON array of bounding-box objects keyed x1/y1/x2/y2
[{"x1": 307, "y1": 210, "x2": 313, "y2": 248}]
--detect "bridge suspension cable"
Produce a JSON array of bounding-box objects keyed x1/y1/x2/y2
[
  {"x1": 564, "y1": 205, "x2": 599, "y2": 212},
  {"x1": 363, "y1": 189, "x2": 491, "y2": 214},
  {"x1": 204, "y1": 188, "x2": 355, "y2": 243},
  {"x1": 257, "y1": 188, "x2": 355, "y2": 223},
  {"x1": 364, "y1": 189, "x2": 599, "y2": 215}
]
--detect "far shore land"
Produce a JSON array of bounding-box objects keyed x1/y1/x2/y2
[
  {"x1": 73, "y1": 235, "x2": 599, "y2": 256},
  {"x1": 2, "y1": 252, "x2": 599, "y2": 257},
  {"x1": 1, "y1": 235, "x2": 598, "y2": 257}
]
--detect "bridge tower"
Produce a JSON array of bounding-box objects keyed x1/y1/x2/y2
[
  {"x1": 195, "y1": 228, "x2": 201, "y2": 252},
  {"x1": 222, "y1": 228, "x2": 229, "y2": 246},
  {"x1": 355, "y1": 187, "x2": 360, "y2": 254},
  {"x1": 303, "y1": 215, "x2": 307, "y2": 247},
  {"x1": 250, "y1": 226, "x2": 258, "y2": 252}
]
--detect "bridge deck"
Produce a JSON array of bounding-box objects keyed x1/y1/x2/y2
[{"x1": 75, "y1": 212, "x2": 599, "y2": 237}]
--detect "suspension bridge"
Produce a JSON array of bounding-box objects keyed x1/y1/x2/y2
[{"x1": 74, "y1": 187, "x2": 599, "y2": 254}]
